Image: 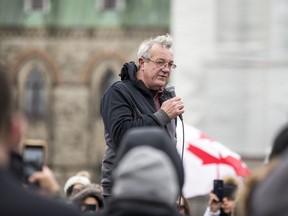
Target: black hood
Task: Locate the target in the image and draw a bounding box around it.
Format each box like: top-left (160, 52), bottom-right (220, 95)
top-left (119, 61), bottom-right (138, 81)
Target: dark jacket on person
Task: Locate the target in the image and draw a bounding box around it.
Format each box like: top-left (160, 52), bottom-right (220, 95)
top-left (100, 61), bottom-right (177, 196)
top-left (0, 167), bottom-right (81, 216)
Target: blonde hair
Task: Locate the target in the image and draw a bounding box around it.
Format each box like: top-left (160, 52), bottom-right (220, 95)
top-left (237, 159), bottom-right (279, 216)
top-left (224, 175), bottom-right (240, 187)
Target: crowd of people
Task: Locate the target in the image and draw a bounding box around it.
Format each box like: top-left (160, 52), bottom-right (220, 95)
top-left (1, 33), bottom-right (288, 216)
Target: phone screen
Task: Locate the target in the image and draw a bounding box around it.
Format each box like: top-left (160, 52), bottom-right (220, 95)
top-left (213, 179), bottom-right (224, 202)
top-left (23, 145), bottom-right (44, 178)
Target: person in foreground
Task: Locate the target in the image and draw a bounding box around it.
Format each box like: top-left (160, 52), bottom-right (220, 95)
top-left (237, 122), bottom-right (288, 216)
top-left (97, 127), bottom-right (185, 216)
top-left (0, 66), bottom-right (81, 216)
top-left (100, 34), bottom-right (185, 200)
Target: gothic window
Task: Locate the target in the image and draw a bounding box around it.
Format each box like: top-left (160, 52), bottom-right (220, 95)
top-left (24, 0), bottom-right (51, 13)
top-left (98, 0), bottom-right (125, 11)
top-left (24, 68), bottom-right (46, 120)
top-left (100, 69), bottom-right (115, 96)
top-left (104, 0), bottom-right (116, 9)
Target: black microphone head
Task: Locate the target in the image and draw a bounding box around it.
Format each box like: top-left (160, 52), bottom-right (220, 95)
top-left (165, 83), bottom-right (176, 97)
top-left (165, 83), bottom-right (183, 121)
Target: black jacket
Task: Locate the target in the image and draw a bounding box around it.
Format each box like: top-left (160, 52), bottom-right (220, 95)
top-left (0, 168), bottom-right (81, 216)
top-left (100, 61), bottom-right (177, 196)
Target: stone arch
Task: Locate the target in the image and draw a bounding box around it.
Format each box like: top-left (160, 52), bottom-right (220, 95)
top-left (10, 49), bottom-right (58, 150)
top-left (80, 51), bottom-right (128, 166)
top-left (10, 49), bottom-right (60, 85)
top-left (80, 50), bottom-right (127, 85)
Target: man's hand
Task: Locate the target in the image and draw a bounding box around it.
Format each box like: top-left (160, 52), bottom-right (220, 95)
top-left (160, 96), bottom-right (184, 120)
top-left (208, 192), bottom-right (222, 213)
top-left (28, 165), bottom-right (60, 195)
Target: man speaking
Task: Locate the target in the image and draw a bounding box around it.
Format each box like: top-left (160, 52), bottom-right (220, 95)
top-left (100, 34), bottom-right (185, 202)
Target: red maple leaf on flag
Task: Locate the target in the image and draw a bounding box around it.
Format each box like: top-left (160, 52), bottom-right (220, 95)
top-left (187, 144), bottom-right (250, 177)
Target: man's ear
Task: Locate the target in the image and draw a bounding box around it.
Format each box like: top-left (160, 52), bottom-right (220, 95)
top-left (138, 57), bottom-right (145, 71)
top-left (4, 115), bottom-right (27, 154)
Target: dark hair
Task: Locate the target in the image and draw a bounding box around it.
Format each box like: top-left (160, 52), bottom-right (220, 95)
top-left (0, 65), bottom-right (12, 135)
top-left (269, 123), bottom-right (288, 162)
top-left (223, 183), bottom-right (237, 200)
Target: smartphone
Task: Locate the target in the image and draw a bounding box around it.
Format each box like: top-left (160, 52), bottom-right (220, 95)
top-left (22, 139), bottom-right (46, 180)
top-left (213, 179), bottom-right (224, 202)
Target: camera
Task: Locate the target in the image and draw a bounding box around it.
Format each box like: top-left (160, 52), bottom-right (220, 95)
top-left (22, 139), bottom-right (47, 181)
top-left (213, 179), bottom-right (224, 202)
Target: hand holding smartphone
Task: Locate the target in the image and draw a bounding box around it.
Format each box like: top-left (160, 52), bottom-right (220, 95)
top-left (22, 139), bottom-right (47, 181)
top-left (213, 179), bottom-right (224, 202)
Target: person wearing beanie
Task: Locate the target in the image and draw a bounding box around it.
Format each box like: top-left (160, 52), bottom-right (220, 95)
top-left (64, 171), bottom-right (91, 198)
top-left (70, 183), bottom-right (104, 214)
top-left (98, 127), bottom-right (184, 216)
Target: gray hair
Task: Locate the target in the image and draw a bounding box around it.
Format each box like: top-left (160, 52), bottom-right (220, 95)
top-left (137, 34), bottom-right (174, 59)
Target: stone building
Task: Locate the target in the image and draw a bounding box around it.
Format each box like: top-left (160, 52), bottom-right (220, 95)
top-left (0, 0), bottom-right (170, 186)
top-left (172, 0), bottom-right (288, 162)
top-left (172, 0), bottom-right (288, 215)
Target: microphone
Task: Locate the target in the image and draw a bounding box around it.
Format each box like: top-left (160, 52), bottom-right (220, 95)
top-left (165, 83), bottom-right (183, 121)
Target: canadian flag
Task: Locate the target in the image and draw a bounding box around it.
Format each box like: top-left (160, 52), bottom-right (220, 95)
top-left (176, 122), bottom-right (250, 198)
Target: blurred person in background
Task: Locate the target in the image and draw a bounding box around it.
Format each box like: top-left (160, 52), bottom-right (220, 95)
top-left (70, 183), bottom-right (104, 215)
top-left (64, 170), bottom-right (92, 199)
top-left (0, 65), bottom-right (81, 216)
top-left (100, 34), bottom-right (185, 201)
top-left (238, 122), bottom-right (288, 216)
top-left (203, 176), bottom-right (239, 216)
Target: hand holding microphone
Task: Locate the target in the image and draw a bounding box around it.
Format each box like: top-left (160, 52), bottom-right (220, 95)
top-left (161, 83), bottom-right (184, 121)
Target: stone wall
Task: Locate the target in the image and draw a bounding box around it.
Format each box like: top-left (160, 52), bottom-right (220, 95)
top-left (0, 27), bottom-right (168, 188)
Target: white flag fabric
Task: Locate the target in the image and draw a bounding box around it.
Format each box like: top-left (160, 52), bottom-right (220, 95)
top-left (176, 122), bottom-right (250, 198)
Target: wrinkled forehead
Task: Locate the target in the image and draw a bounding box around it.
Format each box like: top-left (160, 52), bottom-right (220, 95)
top-left (149, 43), bottom-right (173, 58)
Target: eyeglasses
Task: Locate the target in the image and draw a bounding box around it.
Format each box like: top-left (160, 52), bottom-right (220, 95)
top-left (142, 57), bottom-right (177, 71)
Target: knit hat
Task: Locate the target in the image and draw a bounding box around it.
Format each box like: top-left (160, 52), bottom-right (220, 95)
top-left (64, 175), bottom-right (91, 196)
top-left (111, 127), bottom-right (184, 206)
top-left (112, 146), bottom-right (179, 206)
top-left (113, 127), bottom-right (184, 190)
top-left (70, 183), bottom-right (104, 208)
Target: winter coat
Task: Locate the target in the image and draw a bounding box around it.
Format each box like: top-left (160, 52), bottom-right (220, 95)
top-left (0, 168), bottom-right (81, 216)
top-left (100, 61), bottom-right (177, 196)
